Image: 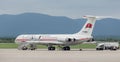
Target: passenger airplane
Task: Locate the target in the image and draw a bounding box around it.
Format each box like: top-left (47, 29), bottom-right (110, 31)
top-left (15, 16), bottom-right (97, 50)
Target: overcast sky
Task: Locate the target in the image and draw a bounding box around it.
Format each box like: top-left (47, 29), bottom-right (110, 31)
top-left (0, 0), bottom-right (120, 19)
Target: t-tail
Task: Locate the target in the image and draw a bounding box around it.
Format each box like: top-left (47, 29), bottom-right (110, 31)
top-left (76, 15), bottom-right (97, 36)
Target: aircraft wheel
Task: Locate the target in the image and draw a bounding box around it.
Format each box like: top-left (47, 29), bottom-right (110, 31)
top-left (62, 47), bottom-right (66, 50)
top-left (48, 47), bottom-right (55, 50)
top-left (63, 46), bottom-right (70, 51)
top-left (66, 46), bottom-right (70, 50)
top-left (51, 47), bottom-right (55, 50)
top-left (22, 46), bottom-right (28, 50)
top-left (79, 49), bottom-right (82, 51)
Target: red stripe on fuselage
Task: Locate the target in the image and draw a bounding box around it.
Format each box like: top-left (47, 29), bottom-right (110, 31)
top-left (80, 38), bottom-right (90, 40)
top-left (40, 39), bottom-right (57, 41)
top-left (16, 38), bottom-right (57, 42)
top-left (16, 39), bottom-right (29, 42)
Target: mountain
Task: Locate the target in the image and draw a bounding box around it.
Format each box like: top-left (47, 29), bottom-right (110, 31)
top-left (0, 13), bottom-right (120, 37)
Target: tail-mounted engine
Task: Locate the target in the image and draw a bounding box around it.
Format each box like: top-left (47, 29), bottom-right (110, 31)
top-left (57, 38), bottom-right (76, 42)
top-left (66, 38), bottom-right (76, 42)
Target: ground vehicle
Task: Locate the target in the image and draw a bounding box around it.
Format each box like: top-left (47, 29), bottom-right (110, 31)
top-left (96, 42), bottom-right (119, 50)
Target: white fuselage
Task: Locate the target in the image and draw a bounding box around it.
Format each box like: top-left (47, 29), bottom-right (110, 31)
top-left (15, 34), bottom-right (92, 46)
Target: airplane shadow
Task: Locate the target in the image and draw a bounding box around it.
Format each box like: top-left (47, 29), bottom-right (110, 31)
top-left (35, 49), bottom-right (97, 51)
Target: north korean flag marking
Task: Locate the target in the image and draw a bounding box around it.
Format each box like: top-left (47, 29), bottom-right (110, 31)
top-left (86, 23), bottom-right (92, 28)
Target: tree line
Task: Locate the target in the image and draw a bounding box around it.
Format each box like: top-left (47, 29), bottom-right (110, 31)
top-left (0, 38), bottom-right (15, 43)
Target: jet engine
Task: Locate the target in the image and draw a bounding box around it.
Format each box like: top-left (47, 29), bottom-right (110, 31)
top-left (57, 38), bottom-right (76, 42)
top-left (66, 38), bottom-right (76, 42)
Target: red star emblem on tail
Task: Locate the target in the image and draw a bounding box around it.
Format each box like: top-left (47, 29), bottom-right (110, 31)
top-left (86, 23), bottom-right (92, 28)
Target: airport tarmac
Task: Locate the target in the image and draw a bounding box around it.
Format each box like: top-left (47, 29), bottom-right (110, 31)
top-left (0, 49), bottom-right (120, 62)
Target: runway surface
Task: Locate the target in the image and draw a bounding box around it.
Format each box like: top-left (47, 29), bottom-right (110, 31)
top-left (0, 49), bottom-right (120, 62)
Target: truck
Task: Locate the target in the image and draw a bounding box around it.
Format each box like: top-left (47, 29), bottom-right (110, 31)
top-left (96, 42), bottom-right (119, 50)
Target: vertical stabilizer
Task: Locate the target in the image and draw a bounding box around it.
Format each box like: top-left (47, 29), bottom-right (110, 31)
top-left (76, 15), bottom-right (97, 36)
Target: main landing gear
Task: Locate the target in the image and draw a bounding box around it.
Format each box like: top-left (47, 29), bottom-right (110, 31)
top-left (47, 46), bottom-right (70, 51)
top-left (62, 46), bottom-right (70, 51)
top-left (48, 46), bottom-right (55, 50)
top-left (22, 46), bottom-right (28, 50)
top-left (18, 44), bottom-right (37, 50)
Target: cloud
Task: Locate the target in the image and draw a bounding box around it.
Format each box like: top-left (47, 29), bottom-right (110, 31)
top-left (0, 0), bottom-right (120, 18)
